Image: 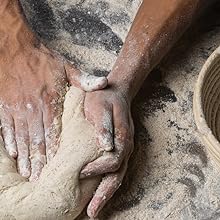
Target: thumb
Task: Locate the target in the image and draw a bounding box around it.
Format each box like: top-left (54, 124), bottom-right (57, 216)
top-left (65, 62), bottom-right (108, 92)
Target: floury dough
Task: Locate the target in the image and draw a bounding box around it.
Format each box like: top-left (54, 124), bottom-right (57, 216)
top-left (0, 87), bottom-right (102, 220)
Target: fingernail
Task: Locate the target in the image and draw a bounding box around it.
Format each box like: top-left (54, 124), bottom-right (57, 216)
top-left (98, 136), bottom-right (114, 152)
top-left (80, 169), bottom-right (92, 179)
top-left (96, 77), bottom-right (108, 88)
top-left (104, 145), bottom-right (113, 152)
top-left (20, 169), bottom-right (31, 179)
top-left (9, 149), bottom-right (17, 159)
top-left (87, 205), bottom-right (97, 218)
top-left (79, 173), bottom-right (87, 179)
top-left (102, 143), bottom-right (114, 152)
top-left (18, 159), bottom-right (31, 178)
top-left (87, 197), bottom-right (104, 218)
top-left (29, 175), bottom-right (39, 182)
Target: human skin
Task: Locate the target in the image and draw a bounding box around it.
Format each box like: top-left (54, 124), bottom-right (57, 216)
top-left (81, 0), bottom-right (217, 218)
top-left (0, 0), bottom-right (107, 181)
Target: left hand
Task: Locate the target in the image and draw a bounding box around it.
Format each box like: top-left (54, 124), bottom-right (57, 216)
top-left (81, 87), bottom-right (134, 218)
top-left (0, 42), bottom-right (108, 181)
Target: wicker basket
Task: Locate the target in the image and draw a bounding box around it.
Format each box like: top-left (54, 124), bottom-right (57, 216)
top-left (194, 46), bottom-right (220, 165)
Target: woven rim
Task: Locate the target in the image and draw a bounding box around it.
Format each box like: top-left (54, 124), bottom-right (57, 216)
top-left (193, 46), bottom-right (220, 164)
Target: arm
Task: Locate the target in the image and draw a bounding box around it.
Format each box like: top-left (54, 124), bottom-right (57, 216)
top-left (82, 0), bottom-right (217, 217)
top-left (109, 0), bottom-right (215, 100)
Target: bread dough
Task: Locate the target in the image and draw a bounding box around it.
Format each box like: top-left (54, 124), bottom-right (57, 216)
top-left (0, 87), bottom-right (101, 220)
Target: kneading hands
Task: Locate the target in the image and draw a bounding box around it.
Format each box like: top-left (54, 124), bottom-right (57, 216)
top-left (0, 1), bottom-right (134, 218)
top-left (0, 42), bottom-right (133, 217)
top-left (0, 35), bottom-right (127, 217)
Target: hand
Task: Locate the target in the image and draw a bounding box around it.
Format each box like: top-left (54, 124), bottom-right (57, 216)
top-left (0, 43), bottom-right (107, 181)
top-left (81, 87), bottom-right (134, 218)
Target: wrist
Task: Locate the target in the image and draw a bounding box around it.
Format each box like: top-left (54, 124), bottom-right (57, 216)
top-left (107, 38), bottom-right (151, 101)
top-left (108, 72), bottom-right (136, 103)
top-left (108, 59), bottom-right (148, 102)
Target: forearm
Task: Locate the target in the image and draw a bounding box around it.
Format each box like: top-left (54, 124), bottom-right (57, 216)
top-left (0, 0), bottom-right (36, 57)
top-left (108, 0), bottom-right (216, 100)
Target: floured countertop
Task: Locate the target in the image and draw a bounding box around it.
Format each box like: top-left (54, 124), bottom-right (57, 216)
top-left (21, 1), bottom-right (220, 219)
top-left (20, 0), bottom-right (142, 75)
top-left (95, 3), bottom-right (220, 219)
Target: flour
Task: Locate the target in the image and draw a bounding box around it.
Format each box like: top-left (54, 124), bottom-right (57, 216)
top-left (20, 0), bottom-right (143, 75)
top-left (78, 71), bottom-right (108, 92)
top-left (97, 109), bottom-right (114, 151)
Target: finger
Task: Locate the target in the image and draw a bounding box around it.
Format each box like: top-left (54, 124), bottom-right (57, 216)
top-left (85, 100), bottom-right (114, 152)
top-left (14, 116), bottom-right (31, 178)
top-left (87, 161), bottom-right (128, 218)
top-left (42, 93), bottom-right (62, 162)
top-left (27, 108), bottom-right (46, 182)
top-left (80, 151), bottom-right (124, 179)
top-left (65, 63), bottom-right (108, 92)
top-left (1, 112), bottom-right (17, 158)
top-left (113, 101), bottom-right (134, 160)
top-left (96, 107), bottom-right (114, 152)
top-left (77, 71), bottom-right (108, 92)
top-left (81, 105), bottom-right (133, 178)
top-left (113, 101), bottom-right (133, 145)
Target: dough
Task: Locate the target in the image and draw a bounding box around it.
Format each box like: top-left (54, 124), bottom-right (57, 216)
top-left (0, 87), bottom-right (101, 220)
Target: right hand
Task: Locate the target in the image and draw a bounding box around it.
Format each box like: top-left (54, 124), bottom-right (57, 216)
top-left (81, 87), bottom-right (134, 218)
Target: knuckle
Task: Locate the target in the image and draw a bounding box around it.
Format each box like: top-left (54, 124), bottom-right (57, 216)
top-left (115, 126), bottom-right (132, 141)
top-left (98, 127), bottom-right (108, 135)
top-left (31, 132), bottom-right (45, 146)
top-left (110, 157), bottom-right (122, 171)
top-left (110, 176), bottom-right (122, 188)
top-left (111, 162), bottom-right (121, 171)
